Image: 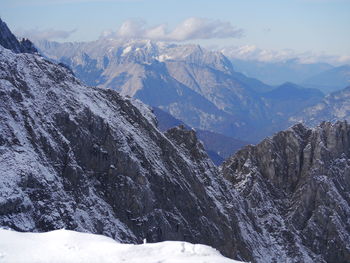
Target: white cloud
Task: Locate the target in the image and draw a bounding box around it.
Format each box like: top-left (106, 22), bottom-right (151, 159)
top-left (105, 17), bottom-right (243, 42)
top-left (221, 45), bottom-right (297, 62)
top-left (220, 45), bottom-right (350, 65)
top-left (15, 28), bottom-right (76, 41)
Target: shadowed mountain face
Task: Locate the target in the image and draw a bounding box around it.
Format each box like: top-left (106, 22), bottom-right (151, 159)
top-left (0, 19), bottom-right (37, 54)
top-left (35, 39), bottom-right (324, 142)
top-left (1, 20), bottom-right (350, 263)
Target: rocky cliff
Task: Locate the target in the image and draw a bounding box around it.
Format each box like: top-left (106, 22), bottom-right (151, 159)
top-left (0, 42), bottom-right (252, 259)
top-left (0, 18), bottom-right (37, 54)
top-left (222, 121), bottom-right (350, 262)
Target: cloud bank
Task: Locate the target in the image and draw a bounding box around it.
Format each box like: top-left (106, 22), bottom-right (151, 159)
top-left (106, 17), bottom-right (243, 41)
top-left (221, 45), bottom-right (350, 65)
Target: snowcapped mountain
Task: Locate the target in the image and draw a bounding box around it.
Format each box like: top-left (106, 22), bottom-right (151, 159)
top-left (290, 86), bottom-right (350, 126)
top-left (1, 19), bottom-right (350, 262)
top-left (35, 38), bottom-right (323, 142)
top-left (0, 20), bottom-right (259, 261)
top-left (0, 229), bottom-right (243, 263)
top-left (35, 39), bottom-right (257, 139)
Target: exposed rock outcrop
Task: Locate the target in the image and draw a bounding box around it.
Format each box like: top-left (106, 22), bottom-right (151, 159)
top-left (0, 19), bottom-right (37, 54)
top-left (222, 121), bottom-right (350, 263)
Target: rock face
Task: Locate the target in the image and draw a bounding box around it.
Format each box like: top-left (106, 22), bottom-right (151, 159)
top-left (0, 19), bottom-right (37, 54)
top-left (290, 86), bottom-right (350, 127)
top-left (0, 44), bottom-right (249, 259)
top-left (221, 121), bottom-right (350, 263)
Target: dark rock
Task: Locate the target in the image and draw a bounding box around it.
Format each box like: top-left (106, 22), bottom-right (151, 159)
top-left (0, 18), bottom-right (37, 54)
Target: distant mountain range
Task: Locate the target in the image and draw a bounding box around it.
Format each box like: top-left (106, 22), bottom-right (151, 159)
top-left (221, 55), bottom-right (350, 94)
top-left (35, 39), bottom-right (324, 142)
top-left (302, 64), bottom-right (350, 94)
top-left (227, 58), bottom-right (333, 86)
top-left (290, 85), bottom-right (350, 126)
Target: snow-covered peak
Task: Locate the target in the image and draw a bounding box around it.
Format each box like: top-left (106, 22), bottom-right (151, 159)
top-left (34, 38), bottom-right (232, 72)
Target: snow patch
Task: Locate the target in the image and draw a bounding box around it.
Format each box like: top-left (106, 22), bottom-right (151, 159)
top-left (122, 46), bottom-right (132, 56)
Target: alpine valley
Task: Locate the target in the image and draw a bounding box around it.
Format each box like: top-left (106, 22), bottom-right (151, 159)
top-left (1, 18), bottom-right (350, 263)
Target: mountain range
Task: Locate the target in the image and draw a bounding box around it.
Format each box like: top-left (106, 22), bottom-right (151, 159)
top-left (302, 64), bottom-right (350, 94)
top-left (225, 57), bottom-right (334, 86)
top-left (35, 38), bottom-right (326, 144)
top-left (221, 51), bottom-right (350, 94)
top-left (1, 18), bottom-right (350, 262)
top-left (290, 85), bottom-right (350, 126)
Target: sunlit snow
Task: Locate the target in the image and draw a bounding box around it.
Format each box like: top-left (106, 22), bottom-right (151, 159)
top-left (0, 229), bottom-right (244, 263)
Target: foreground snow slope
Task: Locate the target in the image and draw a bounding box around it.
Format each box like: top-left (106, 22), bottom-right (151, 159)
top-left (0, 229), bottom-right (243, 263)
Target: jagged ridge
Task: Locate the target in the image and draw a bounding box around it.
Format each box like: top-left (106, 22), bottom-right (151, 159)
top-left (222, 121), bottom-right (350, 263)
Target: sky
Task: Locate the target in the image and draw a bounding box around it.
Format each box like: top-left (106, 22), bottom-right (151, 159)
top-left (1, 0), bottom-right (350, 64)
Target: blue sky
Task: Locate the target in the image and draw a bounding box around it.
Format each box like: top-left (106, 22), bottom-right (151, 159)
top-left (1, 0), bottom-right (350, 63)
